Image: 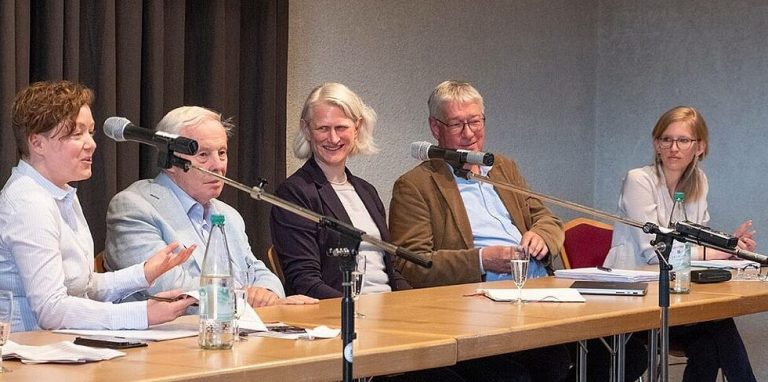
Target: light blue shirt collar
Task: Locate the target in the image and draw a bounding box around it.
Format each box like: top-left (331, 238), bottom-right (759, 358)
top-left (155, 172), bottom-right (211, 224)
top-left (15, 159), bottom-right (76, 201)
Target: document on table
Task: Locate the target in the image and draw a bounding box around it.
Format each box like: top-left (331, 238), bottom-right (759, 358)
top-left (691, 259), bottom-right (759, 269)
top-left (479, 288), bottom-right (586, 303)
top-left (554, 267), bottom-right (658, 282)
top-left (54, 289), bottom-right (268, 339)
top-left (54, 321), bottom-right (199, 341)
top-left (2, 340), bottom-right (125, 364)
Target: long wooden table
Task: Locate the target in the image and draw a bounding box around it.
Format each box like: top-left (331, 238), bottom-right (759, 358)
top-left (5, 277), bottom-right (767, 381)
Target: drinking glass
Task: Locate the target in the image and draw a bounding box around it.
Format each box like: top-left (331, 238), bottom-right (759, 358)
top-left (0, 290), bottom-right (13, 373)
top-left (233, 267), bottom-right (254, 340)
top-left (735, 263), bottom-right (760, 280)
top-left (351, 254), bottom-right (367, 318)
top-left (509, 246), bottom-right (530, 304)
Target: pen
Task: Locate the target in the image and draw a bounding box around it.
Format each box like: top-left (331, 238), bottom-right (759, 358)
top-left (598, 266), bottom-right (612, 272)
top-left (147, 295), bottom-right (186, 302)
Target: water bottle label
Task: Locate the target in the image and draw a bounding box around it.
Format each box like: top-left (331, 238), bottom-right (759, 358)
top-left (199, 284), bottom-right (234, 320)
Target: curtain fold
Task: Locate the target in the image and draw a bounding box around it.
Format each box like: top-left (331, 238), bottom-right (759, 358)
top-left (0, 0), bottom-right (287, 260)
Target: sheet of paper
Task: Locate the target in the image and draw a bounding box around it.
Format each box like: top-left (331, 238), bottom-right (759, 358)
top-left (54, 321), bottom-right (198, 341)
top-left (691, 259), bottom-right (759, 269)
top-left (554, 267), bottom-right (658, 282)
top-left (2, 340), bottom-right (125, 364)
top-left (184, 289), bottom-right (268, 332)
top-left (479, 288), bottom-right (586, 303)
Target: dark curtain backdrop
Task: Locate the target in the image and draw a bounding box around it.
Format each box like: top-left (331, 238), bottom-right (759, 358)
top-left (0, 0), bottom-right (288, 260)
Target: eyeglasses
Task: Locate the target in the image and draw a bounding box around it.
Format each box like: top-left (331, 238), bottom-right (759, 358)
top-left (657, 136), bottom-right (699, 150)
top-left (434, 116), bottom-right (485, 135)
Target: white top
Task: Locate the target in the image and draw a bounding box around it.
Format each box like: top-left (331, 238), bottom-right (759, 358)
top-left (0, 160), bottom-right (149, 332)
top-left (331, 183), bottom-right (391, 294)
top-left (604, 165), bottom-right (709, 269)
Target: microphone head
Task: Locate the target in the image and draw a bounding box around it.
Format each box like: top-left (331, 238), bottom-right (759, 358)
top-left (410, 141), bottom-right (432, 161)
top-left (103, 117), bottom-right (132, 141)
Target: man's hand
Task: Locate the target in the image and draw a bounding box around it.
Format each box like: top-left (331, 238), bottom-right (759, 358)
top-left (520, 231), bottom-right (549, 260)
top-left (277, 295), bottom-right (319, 305)
top-left (481, 246), bottom-right (517, 274)
top-left (245, 287), bottom-right (281, 307)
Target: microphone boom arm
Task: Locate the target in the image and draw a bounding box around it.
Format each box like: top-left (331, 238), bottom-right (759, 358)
top-left (460, 170), bottom-right (767, 264)
top-left (191, 165), bottom-right (432, 268)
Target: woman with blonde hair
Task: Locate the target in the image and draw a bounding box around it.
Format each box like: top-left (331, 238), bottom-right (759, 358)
top-left (270, 83), bottom-right (410, 299)
top-left (605, 106), bottom-right (756, 382)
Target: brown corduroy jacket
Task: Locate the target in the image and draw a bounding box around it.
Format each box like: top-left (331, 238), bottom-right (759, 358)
top-left (389, 155), bottom-right (564, 288)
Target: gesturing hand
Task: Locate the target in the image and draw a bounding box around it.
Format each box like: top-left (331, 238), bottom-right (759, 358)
top-left (143, 243), bottom-right (196, 284)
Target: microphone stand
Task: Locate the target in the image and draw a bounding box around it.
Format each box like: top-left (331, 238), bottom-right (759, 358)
top-left (451, 165), bottom-right (766, 382)
top-left (188, 165), bottom-right (432, 382)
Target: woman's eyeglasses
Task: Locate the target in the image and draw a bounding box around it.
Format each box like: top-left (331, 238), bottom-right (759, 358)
top-left (657, 136), bottom-right (699, 150)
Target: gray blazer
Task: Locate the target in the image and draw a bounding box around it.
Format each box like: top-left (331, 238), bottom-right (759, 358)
top-left (104, 173), bottom-right (284, 299)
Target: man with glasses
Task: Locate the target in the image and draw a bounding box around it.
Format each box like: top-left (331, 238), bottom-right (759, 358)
top-left (390, 80), bottom-right (562, 289)
top-left (388, 80), bottom-right (571, 381)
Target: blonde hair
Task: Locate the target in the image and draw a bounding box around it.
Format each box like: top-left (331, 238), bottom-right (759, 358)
top-left (651, 106), bottom-right (709, 201)
top-left (293, 83), bottom-right (378, 159)
top-left (427, 80), bottom-right (485, 120)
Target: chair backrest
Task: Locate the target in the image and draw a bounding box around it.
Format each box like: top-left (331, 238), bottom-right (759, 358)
top-left (94, 251), bottom-right (106, 273)
top-left (561, 218), bottom-right (614, 269)
top-left (266, 246), bottom-right (285, 284)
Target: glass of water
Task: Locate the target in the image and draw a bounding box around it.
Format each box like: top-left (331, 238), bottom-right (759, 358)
top-left (351, 254), bottom-right (367, 318)
top-left (233, 267), bottom-right (254, 340)
top-left (0, 290), bottom-right (13, 373)
top-left (509, 246), bottom-right (530, 304)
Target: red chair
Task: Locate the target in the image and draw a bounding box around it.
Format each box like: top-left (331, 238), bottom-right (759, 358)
top-left (561, 218), bottom-right (613, 269)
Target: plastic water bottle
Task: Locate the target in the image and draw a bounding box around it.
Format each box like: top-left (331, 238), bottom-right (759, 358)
top-left (198, 214), bottom-right (235, 349)
top-left (668, 192), bottom-right (691, 294)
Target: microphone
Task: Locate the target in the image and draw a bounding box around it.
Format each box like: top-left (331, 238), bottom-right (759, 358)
top-left (733, 248), bottom-right (768, 264)
top-left (103, 117), bottom-right (198, 155)
top-left (410, 141), bottom-right (494, 166)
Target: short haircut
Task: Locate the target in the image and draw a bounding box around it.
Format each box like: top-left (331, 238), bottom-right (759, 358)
top-left (427, 80), bottom-right (485, 120)
top-left (12, 80), bottom-right (94, 158)
top-left (156, 106), bottom-right (234, 137)
top-left (293, 83), bottom-right (378, 159)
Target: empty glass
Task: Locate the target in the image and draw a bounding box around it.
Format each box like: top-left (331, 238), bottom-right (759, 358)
top-left (0, 290), bottom-right (13, 373)
top-left (351, 254), bottom-right (367, 318)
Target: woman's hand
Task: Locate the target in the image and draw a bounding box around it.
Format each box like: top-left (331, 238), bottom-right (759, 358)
top-left (143, 243), bottom-right (196, 284)
top-left (733, 220), bottom-right (757, 251)
top-left (146, 289), bottom-right (196, 325)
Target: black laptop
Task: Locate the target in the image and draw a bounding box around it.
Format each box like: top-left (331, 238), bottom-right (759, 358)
top-left (570, 281), bottom-right (648, 296)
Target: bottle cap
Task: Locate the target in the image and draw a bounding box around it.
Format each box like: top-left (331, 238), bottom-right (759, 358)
top-left (673, 191), bottom-right (685, 202)
top-left (211, 214), bottom-right (225, 225)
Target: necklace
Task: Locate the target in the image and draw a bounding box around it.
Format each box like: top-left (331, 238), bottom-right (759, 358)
top-left (328, 175), bottom-right (349, 186)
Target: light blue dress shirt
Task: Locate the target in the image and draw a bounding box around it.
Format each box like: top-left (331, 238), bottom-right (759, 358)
top-left (0, 160), bottom-right (149, 332)
top-left (451, 164), bottom-right (548, 280)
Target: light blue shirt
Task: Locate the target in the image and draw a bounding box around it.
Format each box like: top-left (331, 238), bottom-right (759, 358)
top-left (0, 160), bottom-right (149, 332)
top-left (156, 172), bottom-right (212, 242)
top-left (451, 164), bottom-right (548, 280)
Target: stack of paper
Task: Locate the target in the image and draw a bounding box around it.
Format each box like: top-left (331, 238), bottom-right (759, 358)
top-left (479, 288), bottom-right (586, 303)
top-left (691, 259), bottom-right (759, 269)
top-left (54, 321), bottom-right (198, 341)
top-left (2, 340), bottom-right (125, 364)
top-left (554, 267), bottom-right (658, 282)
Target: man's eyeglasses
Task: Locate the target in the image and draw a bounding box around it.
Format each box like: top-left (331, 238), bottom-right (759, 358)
top-left (657, 136), bottom-right (699, 150)
top-left (434, 116), bottom-right (485, 135)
